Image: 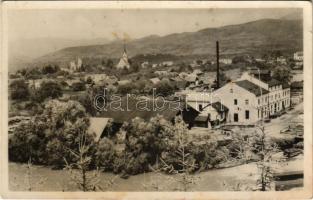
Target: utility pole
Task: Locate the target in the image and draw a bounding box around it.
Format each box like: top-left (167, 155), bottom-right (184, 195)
top-left (216, 41), bottom-right (220, 89)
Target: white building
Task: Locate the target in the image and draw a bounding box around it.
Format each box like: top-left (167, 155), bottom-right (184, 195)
top-left (162, 61), bottom-right (174, 66)
top-left (69, 57), bottom-right (83, 72)
top-left (213, 80), bottom-right (270, 124)
top-left (294, 51), bottom-right (303, 61)
top-left (238, 72), bottom-right (290, 115)
top-left (220, 58), bottom-right (232, 65)
top-left (186, 92), bottom-right (228, 128)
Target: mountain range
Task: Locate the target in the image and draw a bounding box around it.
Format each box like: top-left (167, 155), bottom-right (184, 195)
top-left (11, 18), bottom-right (303, 71)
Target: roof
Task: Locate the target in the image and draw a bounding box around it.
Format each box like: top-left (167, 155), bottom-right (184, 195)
top-left (291, 81), bottom-right (303, 89)
top-left (88, 117), bottom-right (111, 141)
top-left (211, 102), bottom-right (229, 112)
top-left (194, 115), bottom-right (209, 122)
top-left (265, 79), bottom-right (282, 87)
top-left (118, 80), bottom-right (131, 85)
top-left (185, 75), bottom-right (198, 82)
top-left (235, 80), bottom-right (269, 96)
top-left (249, 69), bottom-right (271, 75)
top-left (150, 77), bottom-right (161, 84)
top-left (99, 97), bottom-right (184, 123)
top-left (282, 82), bottom-right (290, 89)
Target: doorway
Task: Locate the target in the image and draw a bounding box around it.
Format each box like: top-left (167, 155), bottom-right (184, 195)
top-left (234, 113), bottom-right (239, 122)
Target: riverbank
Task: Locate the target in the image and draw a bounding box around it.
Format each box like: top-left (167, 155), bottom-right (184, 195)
top-left (9, 154), bottom-right (302, 191)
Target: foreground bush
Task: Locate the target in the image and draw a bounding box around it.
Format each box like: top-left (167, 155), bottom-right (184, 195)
top-left (9, 100), bottom-right (95, 168)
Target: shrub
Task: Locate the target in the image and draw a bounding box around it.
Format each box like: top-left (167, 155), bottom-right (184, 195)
top-left (33, 81), bottom-right (63, 102)
top-left (72, 81), bottom-right (86, 91)
top-left (9, 79), bottom-right (30, 100)
top-left (94, 138), bottom-right (116, 171)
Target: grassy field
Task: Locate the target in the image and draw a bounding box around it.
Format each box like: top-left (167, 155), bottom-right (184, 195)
top-left (9, 161), bottom-right (259, 191)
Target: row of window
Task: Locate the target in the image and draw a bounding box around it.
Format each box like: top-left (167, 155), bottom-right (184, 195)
top-left (234, 99), bottom-right (250, 105)
top-left (233, 110), bottom-right (250, 122)
top-left (269, 85), bottom-right (282, 91)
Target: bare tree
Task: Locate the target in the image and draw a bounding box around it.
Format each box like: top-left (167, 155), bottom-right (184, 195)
top-left (254, 126), bottom-right (282, 191)
top-left (63, 130), bottom-right (102, 192)
top-left (24, 158), bottom-right (47, 191)
top-left (160, 116), bottom-right (198, 191)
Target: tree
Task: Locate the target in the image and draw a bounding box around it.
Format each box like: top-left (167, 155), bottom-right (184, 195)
top-left (9, 79), bottom-right (30, 100)
top-left (106, 59), bottom-right (114, 69)
top-left (155, 81), bottom-right (176, 96)
top-left (34, 81), bottom-right (62, 102)
top-left (119, 115), bottom-right (174, 175)
top-left (272, 66), bottom-right (292, 84)
top-left (42, 64), bottom-right (59, 74)
top-left (160, 116), bottom-right (198, 191)
top-left (252, 126), bottom-right (282, 191)
top-left (63, 129), bottom-right (101, 192)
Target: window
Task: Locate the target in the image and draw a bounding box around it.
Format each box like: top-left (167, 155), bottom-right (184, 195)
top-left (258, 99), bottom-right (260, 105)
top-left (230, 88), bottom-right (233, 93)
top-left (198, 104), bottom-right (203, 111)
top-left (245, 99), bottom-right (249, 105)
top-left (245, 110), bottom-right (250, 119)
top-left (234, 99), bottom-right (238, 105)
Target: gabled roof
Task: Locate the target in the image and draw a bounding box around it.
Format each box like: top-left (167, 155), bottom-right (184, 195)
top-left (235, 80), bottom-right (269, 96)
top-left (185, 75), bottom-right (198, 82)
top-left (88, 117), bottom-right (111, 141)
top-left (150, 77), bottom-right (161, 84)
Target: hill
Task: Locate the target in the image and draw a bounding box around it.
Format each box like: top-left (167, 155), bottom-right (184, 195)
top-left (30, 19), bottom-right (303, 66)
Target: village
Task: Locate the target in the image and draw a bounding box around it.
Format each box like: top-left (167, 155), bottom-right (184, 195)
top-left (8, 38), bottom-right (304, 191)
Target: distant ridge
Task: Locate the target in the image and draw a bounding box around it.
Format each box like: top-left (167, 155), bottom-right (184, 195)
top-left (28, 18), bottom-right (303, 67)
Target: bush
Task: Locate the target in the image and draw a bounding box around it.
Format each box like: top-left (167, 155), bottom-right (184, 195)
top-left (9, 79), bottom-right (30, 100)
top-left (33, 81), bottom-right (63, 102)
top-left (8, 100), bottom-right (95, 168)
top-left (94, 138), bottom-right (116, 171)
top-left (72, 81), bottom-right (86, 91)
top-left (272, 137), bottom-right (295, 150)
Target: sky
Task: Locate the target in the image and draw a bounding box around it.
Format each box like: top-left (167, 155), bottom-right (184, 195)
top-left (8, 8), bottom-right (301, 42)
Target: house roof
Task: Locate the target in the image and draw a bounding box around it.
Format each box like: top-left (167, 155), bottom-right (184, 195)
top-left (211, 102), bottom-right (229, 112)
top-left (118, 80), bottom-right (131, 85)
top-left (88, 117), bottom-right (111, 141)
top-left (282, 82), bottom-right (290, 89)
top-left (194, 115), bottom-right (209, 122)
top-left (249, 69), bottom-right (271, 75)
top-left (235, 80), bottom-right (269, 96)
top-left (185, 75), bottom-right (198, 82)
top-left (291, 81), bottom-right (303, 89)
top-left (99, 97), bottom-right (184, 123)
top-left (265, 79), bottom-right (282, 87)
top-left (150, 77), bottom-right (161, 84)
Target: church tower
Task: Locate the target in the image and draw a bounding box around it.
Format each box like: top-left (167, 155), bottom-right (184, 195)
top-left (116, 42), bottom-right (130, 69)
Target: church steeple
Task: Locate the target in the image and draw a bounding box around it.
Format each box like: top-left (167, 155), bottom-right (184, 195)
top-left (116, 41), bottom-right (130, 69)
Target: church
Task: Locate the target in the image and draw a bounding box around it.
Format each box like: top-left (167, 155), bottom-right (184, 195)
top-left (116, 45), bottom-right (131, 69)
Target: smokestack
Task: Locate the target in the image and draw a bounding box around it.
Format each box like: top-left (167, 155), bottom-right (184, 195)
top-left (216, 41), bottom-right (220, 89)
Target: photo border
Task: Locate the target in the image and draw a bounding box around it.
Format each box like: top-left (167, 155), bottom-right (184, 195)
top-left (0, 1), bottom-right (312, 199)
